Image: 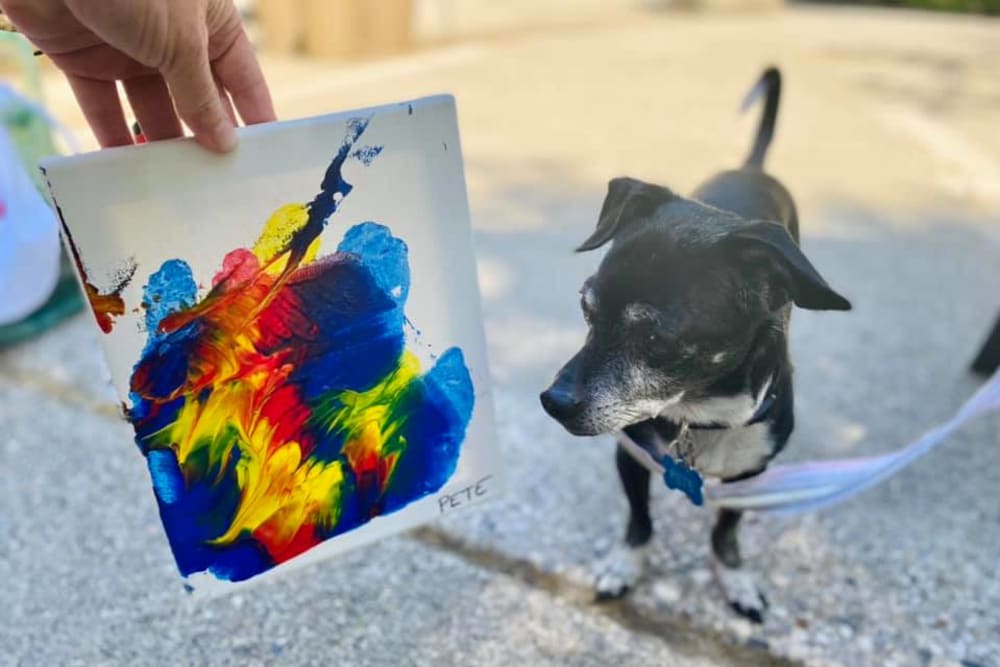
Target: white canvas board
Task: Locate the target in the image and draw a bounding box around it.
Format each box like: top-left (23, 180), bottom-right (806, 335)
top-left (42, 95), bottom-right (502, 593)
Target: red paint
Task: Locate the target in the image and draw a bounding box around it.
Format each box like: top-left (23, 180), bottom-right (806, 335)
top-left (253, 520), bottom-right (321, 564)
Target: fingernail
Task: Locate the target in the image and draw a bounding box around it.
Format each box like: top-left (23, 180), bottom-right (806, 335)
top-left (199, 121), bottom-right (237, 153)
top-left (214, 122), bottom-right (238, 152)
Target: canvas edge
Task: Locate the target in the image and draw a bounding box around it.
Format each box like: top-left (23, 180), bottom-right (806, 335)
top-left (38, 94), bottom-right (457, 174)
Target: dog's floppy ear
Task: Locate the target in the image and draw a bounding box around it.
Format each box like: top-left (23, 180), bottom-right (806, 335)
top-left (577, 177), bottom-right (672, 252)
top-left (723, 221), bottom-right (851, 311)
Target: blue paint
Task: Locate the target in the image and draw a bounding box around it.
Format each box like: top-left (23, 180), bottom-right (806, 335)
top-left (292, 116), bottom-right (382, 264)
top-left (338, 222), bottom-right (410, 304)
top-left (351, 145), bottom-right (384, 166)
top-left (141, 259), bottom-right (197, 340)
top-left (381, 348), bottom-right (474, 513)
top-left (129, 393), bottom-right (185, 449)
top-left (148, 449), bottom-right (184, 504)
top-left (146, 444), bottom-right (272, 580)
top-left (129, 259), bottom-right (202, 401)
top-left (132, 323), bottom-right (203, 400)
top-left (281, 254), bottom-right (405, 397)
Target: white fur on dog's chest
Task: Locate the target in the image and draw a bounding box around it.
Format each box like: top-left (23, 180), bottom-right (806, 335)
top-left (653, 391), bottom-right (777, 480)
top-left (671, 424), bottom-right (774, 480)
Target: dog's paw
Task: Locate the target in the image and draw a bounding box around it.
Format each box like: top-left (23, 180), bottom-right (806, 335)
top-left (594, 543), bottom-right (646, 601)
top-left (711, 556), bottom-right (769, 624)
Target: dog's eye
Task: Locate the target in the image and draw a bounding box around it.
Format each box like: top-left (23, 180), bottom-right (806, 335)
top-left (580, 295), bottom-right (593, 324)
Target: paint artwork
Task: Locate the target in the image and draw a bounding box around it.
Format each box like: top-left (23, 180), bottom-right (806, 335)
top-left (42, 97), bottom-right (500, 590)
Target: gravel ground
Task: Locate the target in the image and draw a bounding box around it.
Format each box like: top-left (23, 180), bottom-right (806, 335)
top-left (3, 6), bottom-right (1000, 666)
top-left (0, 387), bottom-right (728, 667)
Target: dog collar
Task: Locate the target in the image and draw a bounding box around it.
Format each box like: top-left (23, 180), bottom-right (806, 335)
top-left (619, 423), bottom-right (706, 506)
top-left (682, 374), bottom-right (778, 431)
top-left (746, 388), bottom-right (778, 425)
top-left (690, 389), bottom-right (777, 431)
top-left (622, 376), bottom-right (778, 506)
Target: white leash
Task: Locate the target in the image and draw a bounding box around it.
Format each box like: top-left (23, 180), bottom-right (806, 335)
top-left (622, 368), bottom-right (1000, 516)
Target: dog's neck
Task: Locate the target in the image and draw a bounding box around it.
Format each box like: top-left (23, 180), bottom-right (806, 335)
top-left (658, 318), bottom-right (786, 428)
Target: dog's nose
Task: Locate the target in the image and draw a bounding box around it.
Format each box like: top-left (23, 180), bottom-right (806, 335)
top-left (540, 387), bottom-right (583, 422)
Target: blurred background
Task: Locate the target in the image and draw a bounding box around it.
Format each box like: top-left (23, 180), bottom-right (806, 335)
top-left (1, 1), bottom-right (999, 666)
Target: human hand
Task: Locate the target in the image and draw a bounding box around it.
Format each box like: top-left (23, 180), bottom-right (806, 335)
top-left (0, 0), bottom-right (275, 152)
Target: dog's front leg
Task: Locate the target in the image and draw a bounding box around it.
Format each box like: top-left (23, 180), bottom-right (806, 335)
top-left (595, 443), bottom-right (652, 600)
top-left (711, 508), bottom-right (769, 623)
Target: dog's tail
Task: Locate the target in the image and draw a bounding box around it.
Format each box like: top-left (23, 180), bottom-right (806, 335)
top-left (741, 67), bottom-right (781, 168)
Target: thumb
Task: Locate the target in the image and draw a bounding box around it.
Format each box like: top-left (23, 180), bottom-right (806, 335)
top-left (163, 44), bottom-right (237, 153)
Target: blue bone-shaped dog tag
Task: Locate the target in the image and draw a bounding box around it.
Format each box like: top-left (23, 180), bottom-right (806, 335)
top-left (661, 455), bottom-right (704, 506)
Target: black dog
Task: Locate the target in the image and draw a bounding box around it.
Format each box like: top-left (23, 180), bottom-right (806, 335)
top-left (540, 68), bottom-right (851, 622)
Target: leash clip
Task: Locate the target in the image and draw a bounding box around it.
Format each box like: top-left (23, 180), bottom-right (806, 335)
top-left (660, 420), bottom-right (704, 506)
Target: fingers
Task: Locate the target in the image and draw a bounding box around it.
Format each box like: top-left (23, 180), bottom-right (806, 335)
top-left (122, 74), bottom-right (183, 142)
top-left (212, 28), bottom-right (276, 126)
top-left (65, 74), bottom-right (133, 148)
top-left (54, 0), bottom-right (272, 153)
top-left (213, 72), bottom-right (238, 126)
top-left (162, 43), bottom-right (237, 153)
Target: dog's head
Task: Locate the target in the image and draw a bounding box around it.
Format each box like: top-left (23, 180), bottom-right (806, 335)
top-left (540, 177), bottom-right (850, 436)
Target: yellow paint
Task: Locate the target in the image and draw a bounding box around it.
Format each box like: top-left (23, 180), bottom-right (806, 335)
top-left (153, 345), bottom-right (425, 548)
top-left (252, 203), bottom-right (321, 275)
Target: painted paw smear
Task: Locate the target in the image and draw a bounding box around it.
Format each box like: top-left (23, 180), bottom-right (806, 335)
top-left (127, 119), bottom-right (475, 582)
